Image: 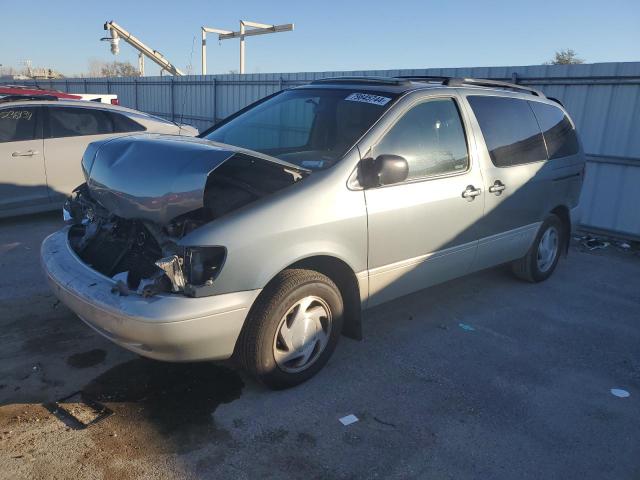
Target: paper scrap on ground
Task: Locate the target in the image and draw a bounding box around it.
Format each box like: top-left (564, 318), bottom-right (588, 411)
top-left (610, 388), bottom-right (630, 398)
top-left (339, 414), bottom-right (359, 426)
top-left (458, 323), bottom-right (475, 332)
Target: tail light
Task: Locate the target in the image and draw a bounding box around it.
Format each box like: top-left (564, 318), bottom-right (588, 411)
top-left (110, 98), bottom-right (119, 105)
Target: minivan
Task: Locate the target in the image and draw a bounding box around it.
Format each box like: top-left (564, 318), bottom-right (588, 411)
top-left (42, 76), bottom-right (585, 388)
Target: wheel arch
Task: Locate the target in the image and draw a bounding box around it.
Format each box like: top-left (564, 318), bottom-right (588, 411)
top-left (253, 255), bottom-right (363, 341)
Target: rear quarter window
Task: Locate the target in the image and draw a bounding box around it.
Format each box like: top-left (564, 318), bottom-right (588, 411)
top-left (529, 101), bottom-right (579, 159)
top-left (109, 112), bottom-right (146, 133)
top-left (467, 96), bottom-right (547, 167)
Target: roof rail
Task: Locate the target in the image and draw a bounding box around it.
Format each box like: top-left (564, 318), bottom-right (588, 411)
top-left (546, 96), bottom-right (565, 107)
top-left (394, 76), bottom-right (545, 98)
top-left (394, 75), bottom-right (451, 83)
top-left (310, 76), bottom-right (410, 86)
top-left (0, 94), bottom-right (60, 103)
top-left (447, 78), bottom-right (545, 97)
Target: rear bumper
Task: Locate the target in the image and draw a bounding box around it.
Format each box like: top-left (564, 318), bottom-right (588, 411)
top-left (41, 228), bottom-right (261, 361)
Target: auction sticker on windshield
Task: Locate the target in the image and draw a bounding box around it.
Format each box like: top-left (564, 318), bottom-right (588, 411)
top-left (345, 93), bottom-right (391, 106)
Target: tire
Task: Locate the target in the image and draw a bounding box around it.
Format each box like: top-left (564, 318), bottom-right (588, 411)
top-left (512, 214), bottom-right (564, 283)
top-left (237, 269), bottom-right (344, 389)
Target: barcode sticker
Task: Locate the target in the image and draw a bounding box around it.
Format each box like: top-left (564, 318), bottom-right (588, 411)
top-left (345, 93), bottom-right (391, 106)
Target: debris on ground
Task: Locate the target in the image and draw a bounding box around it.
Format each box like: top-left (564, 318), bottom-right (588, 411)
top-left (339, 414), bottom-right (359, 426)
top-left (610, 388), bottom-right (630, 398)
top-left (373, 416), bottom-right (397, 428)
top-left (582, 238), bottom-right (610, 250)
top-left (575, 232), bottom-right (638, 254)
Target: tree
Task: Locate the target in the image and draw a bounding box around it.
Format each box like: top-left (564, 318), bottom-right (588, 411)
top-left (100, 61), bottom-right (141, 77)
top-left (546, 49), bottom-right (584, 65)
top-left (87, 59), bottom-right (141, 78)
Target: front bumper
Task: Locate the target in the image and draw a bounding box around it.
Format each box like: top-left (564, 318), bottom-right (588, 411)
top-left (41, 228), bottom-right (261, 361)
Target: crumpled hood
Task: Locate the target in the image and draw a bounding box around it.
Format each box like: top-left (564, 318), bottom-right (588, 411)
top-left (82, 134), bottom-right (302, 225)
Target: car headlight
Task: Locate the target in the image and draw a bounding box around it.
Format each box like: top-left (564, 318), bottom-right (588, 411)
top-left (182, 246), bottom-right (226, 297)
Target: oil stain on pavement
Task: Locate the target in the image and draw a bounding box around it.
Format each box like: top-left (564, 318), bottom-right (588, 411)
top-left (82, 358), bottom-right (244, 452)
top-left (66, 349), bottom-right (107, 368)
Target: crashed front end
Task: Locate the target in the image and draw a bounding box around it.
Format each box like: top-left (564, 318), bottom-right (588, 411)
top-left (42, 134), bottom-right (306, 361)
top-left (64, 184), bottom-right (227, 299)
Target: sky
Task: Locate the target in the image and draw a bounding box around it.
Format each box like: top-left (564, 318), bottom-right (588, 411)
top-left (0, 0), bottom-right (638, 77)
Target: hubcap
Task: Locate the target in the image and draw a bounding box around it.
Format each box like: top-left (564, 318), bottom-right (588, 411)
top-left (273, 296), bottom-right (332, 373)
top-left (537, 226), bottom-right (559, 272)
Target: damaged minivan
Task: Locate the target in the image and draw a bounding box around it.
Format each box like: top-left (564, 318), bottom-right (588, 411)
top-left (42, 77), bottom-right (585, 388)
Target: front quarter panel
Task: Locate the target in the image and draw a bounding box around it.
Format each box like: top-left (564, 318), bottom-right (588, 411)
top-left (180, 149), bottom-right (368, 296)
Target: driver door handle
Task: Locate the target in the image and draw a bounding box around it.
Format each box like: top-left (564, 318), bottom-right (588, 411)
top-left (12, 149), bottom-right (39, 157)
top-left (462, 185), bottom-right (481, 201)
top-left (488, 180), bottom-right (506, 195)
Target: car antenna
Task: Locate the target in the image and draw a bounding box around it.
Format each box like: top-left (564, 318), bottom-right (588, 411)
top-left (178, 35), bottom-right (197, 133)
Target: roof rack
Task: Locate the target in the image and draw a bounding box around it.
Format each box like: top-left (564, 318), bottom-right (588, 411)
top-left (310, 76), bottom-right (410, 86)
top-left (396, 76), bottom-right (544, 97)
top-left (309, 75), bottom-right (545, 98)
top-left (0, 94), bottom-right (60, 103)
top-left (395, 75), bottom-right (451, 83)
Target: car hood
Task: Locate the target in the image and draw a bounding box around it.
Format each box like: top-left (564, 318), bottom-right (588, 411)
top-left (82, 134), bottom-right (305, 225)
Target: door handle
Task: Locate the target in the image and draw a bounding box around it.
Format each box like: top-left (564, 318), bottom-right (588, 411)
top-left (462, 185), bottom-right (481, 201)
top-left (488, 180), bottom-right (506, 195)
top-left (12, 150), bottom-right (39, 157)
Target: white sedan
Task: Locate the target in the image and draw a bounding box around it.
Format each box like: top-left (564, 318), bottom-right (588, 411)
top-left (0, 97), bottom-right (198, 218)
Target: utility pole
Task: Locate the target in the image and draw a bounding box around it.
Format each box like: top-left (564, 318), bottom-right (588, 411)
top-left (201, 20), bottom-right (294, 75)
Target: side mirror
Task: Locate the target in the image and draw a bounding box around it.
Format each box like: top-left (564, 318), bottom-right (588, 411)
top-left (360, 154), bottom-right (409, 188)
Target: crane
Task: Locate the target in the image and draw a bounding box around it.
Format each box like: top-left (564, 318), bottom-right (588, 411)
top-left (102, 21), bottom-right (185, 76)
top-left (201, 20), bottom-right (294, 75)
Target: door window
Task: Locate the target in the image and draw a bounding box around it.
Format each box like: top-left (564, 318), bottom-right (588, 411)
top-left (0, 107), bottom-right (39, 143)
top-left (374, 98), bottom-right (469, 180)
top-left (48, 107), bottom-right (114, 138)
top-left (467, 96), bottom-right (547, 167)
top-left (529, 101), bottom-right (579, 159)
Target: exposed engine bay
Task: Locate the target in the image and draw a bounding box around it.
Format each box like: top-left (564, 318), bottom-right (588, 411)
top-left (66, 152), bottom-right (306, 298)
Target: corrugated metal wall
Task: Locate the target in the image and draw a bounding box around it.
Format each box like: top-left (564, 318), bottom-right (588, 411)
top-left (17, 62), bottom-right (640, 239)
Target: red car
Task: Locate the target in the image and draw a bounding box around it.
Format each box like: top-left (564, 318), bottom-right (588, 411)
top-left (0, 84), bottom-right (81, 100)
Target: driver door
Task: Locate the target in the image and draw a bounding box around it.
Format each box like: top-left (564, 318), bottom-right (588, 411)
top-left (363, 96), bottom-right (485, 307)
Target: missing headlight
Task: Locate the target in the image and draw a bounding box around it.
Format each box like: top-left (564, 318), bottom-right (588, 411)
top-left (182, 246), bottom-right (226, 297)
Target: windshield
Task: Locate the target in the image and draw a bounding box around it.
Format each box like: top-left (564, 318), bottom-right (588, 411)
top-left (204, 88), bottom-right (397, 170)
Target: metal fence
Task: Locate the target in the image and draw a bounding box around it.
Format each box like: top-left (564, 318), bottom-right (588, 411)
top-left (16, 62), bottom-right (640, 239)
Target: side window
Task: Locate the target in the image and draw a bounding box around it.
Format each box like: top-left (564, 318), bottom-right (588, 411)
top-left (374, 98), bottom-right (469, 180)
top-left (0, 107), bottom-right (39, 143)
top-left (467, 96), bottom-right (547, 167)
top-left (48, 107), bottom-right (114, 138)
top-left (529, 101), bottom-right (579, 159)
top-left (109, 112), bottom-right (146, 133)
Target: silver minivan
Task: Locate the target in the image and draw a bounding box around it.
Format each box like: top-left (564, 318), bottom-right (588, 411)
top-left (42, 77), bottom-right (585, 388)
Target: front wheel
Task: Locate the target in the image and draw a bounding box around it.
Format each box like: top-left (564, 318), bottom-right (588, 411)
top-left (512, 214), bottom-right (564, 282)
top-left (236, 269), bottom-right (343, 389)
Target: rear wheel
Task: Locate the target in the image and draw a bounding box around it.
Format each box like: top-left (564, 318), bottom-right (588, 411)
top-left (512, 214), bottom-right (564, 282)
top-left (237, 269), bottom-right (343, 389)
